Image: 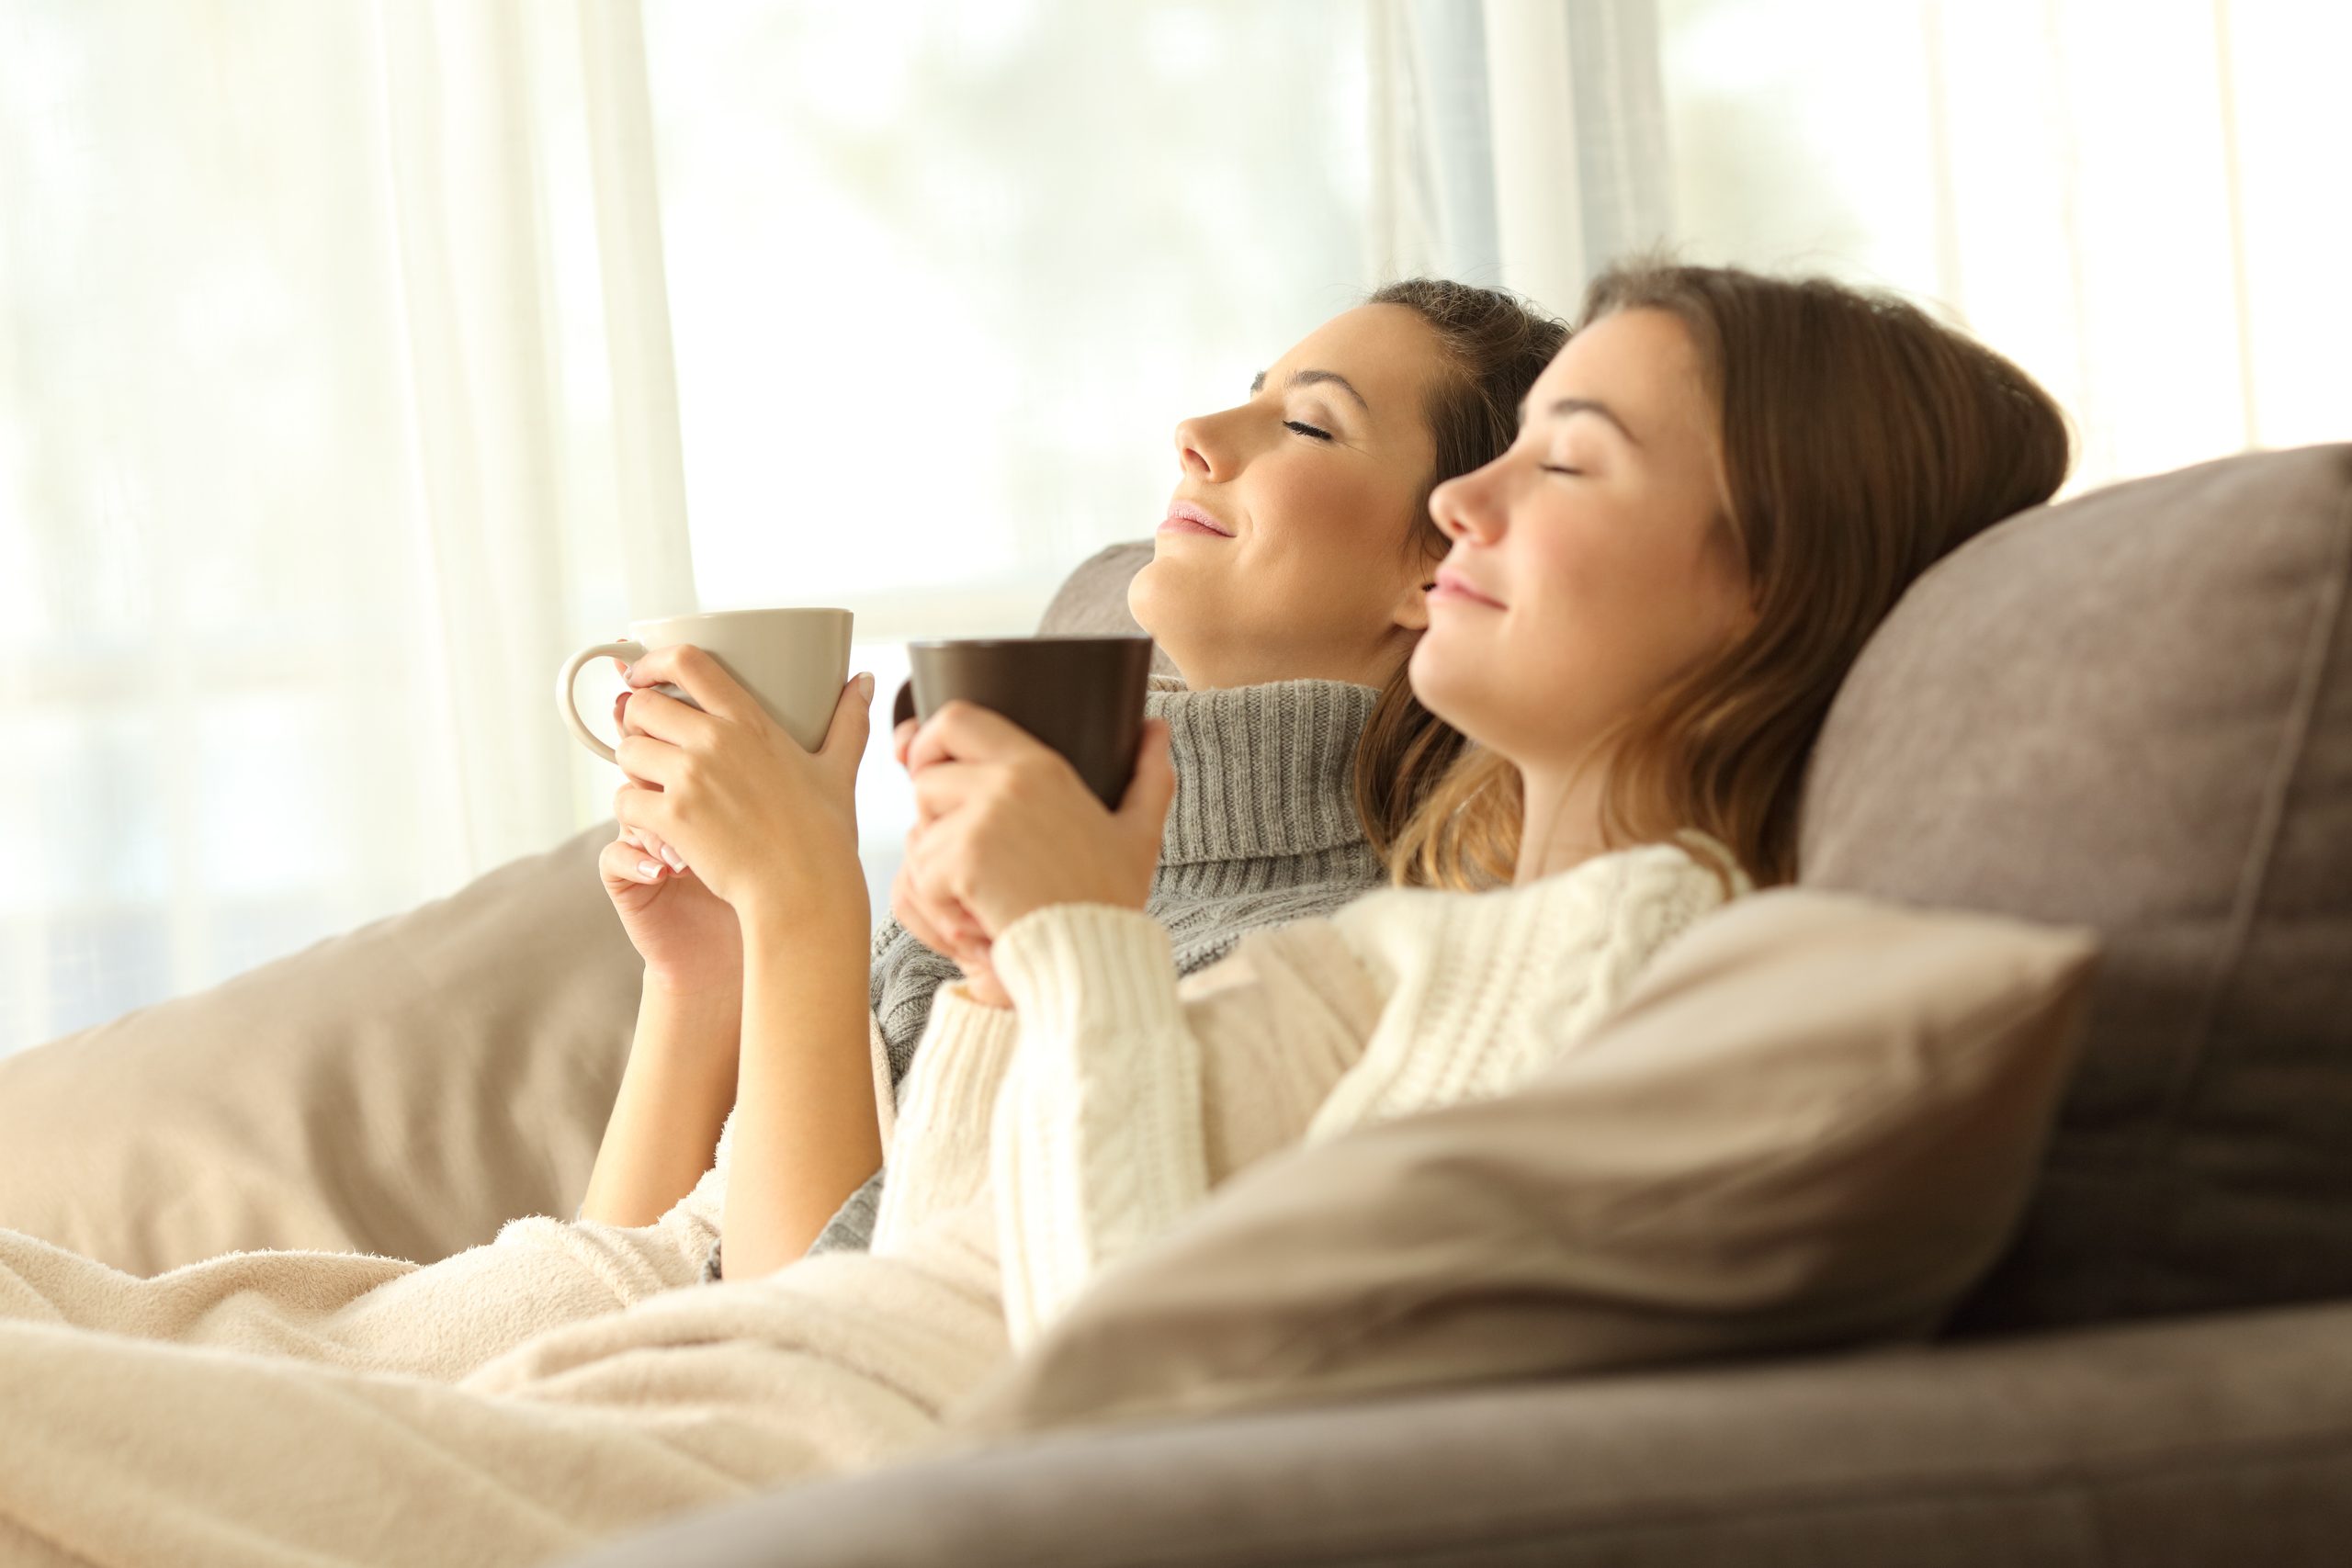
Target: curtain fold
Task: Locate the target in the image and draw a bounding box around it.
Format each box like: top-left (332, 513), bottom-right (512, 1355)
top-left (1368, 0), bottom-right (1671, 312)
top-left (1653, 0), bottom-right (2352, 497)
top-left (3, 1), bottom-right (690, 1055)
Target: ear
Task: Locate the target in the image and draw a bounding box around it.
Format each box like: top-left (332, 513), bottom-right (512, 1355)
top-left (1392, 573), bottom-right (1432, 633)
top-left (1390, 537), bottom-right (1442, 633)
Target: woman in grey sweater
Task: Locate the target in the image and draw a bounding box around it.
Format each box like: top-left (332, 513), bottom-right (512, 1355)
top-left (584, 279), bottom-right (1569, 1280)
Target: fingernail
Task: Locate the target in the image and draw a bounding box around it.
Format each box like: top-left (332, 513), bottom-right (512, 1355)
top-left (857, 671), bottom-right (876, 698)
top-left (638, 858), bottom-right (662, 880)
top-left (661, 845), bottom-right (685, 871)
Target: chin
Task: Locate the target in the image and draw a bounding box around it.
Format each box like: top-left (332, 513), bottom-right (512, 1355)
top-left (1126, 558), bottom-right (1194, 665)
top-left (1407, 634), bottom-right (1491, 745)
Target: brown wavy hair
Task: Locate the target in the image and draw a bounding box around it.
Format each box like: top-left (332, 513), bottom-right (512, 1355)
top-left (1350, 279), bottom-right (1570, 862)
top-left (1390, 259), bottom-right (2074, 891)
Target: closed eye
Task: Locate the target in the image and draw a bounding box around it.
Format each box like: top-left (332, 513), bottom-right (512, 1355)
top-left (1541, 464), bottom-right (1583, 477)
top-left (1285, 420), bottom-right (1333, 441)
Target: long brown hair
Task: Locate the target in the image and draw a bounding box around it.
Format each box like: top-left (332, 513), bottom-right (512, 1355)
top-left (1351, 278), bottom-right (1568, 863)
top-left (1392, 259), bottom-right (2074, 891)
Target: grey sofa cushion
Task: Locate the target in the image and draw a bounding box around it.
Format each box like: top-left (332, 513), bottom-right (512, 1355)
top-left (1797, 444), bottom-right (2352, 1334)
top-left (558, 1298), bottom-right (2352, 1568)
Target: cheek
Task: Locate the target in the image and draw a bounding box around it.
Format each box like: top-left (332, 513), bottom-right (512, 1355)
top-left (1251, 466), bottom-right (1372, 558)
top-left (1524, 526), bottom-right (1736, 694)
top-left (1249, 468), bottom-right (1408, 605)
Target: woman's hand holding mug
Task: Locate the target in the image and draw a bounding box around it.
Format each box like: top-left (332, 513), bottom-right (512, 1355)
top-left (609, 642), bottom-right (876, 935)
top-left (896, 700), bottom-right (1174, 983)
top-left (557, 607), bottom-right (867, 949)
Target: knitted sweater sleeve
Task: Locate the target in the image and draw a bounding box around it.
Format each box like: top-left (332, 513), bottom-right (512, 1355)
top-left (866, 983), bottom-right (1023, 1252)
top-left (984, 903), bottom-right (1382, 1352)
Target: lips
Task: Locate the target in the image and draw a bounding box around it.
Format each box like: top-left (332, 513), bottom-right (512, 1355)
top-left (1429, 566), bottom-right (1505, 609)
top-left (1159, 500), bottom-right (1235, 538)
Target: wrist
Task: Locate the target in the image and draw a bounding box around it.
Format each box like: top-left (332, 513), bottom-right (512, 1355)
top-left (741, 886), bottom-right (873, 964)
top-left (641, 969), bottom-right (744, 1009)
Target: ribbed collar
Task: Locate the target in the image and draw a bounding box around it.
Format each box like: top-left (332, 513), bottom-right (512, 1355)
top-left (1148, 674), bottom-right (1380, 866)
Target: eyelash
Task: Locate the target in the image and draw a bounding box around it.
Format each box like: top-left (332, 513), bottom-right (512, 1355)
top-left (1285, 420), bottom-right (1333, 442)
top-left (1541, 464), bottom-right (1583, 477)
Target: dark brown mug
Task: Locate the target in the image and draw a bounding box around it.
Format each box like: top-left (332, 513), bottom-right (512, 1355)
top-left (902, 636), bottom-right (1156, 807)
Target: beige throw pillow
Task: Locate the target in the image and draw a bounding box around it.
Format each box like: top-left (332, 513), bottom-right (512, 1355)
top-left (0, 825), bottom-right (641, 1274)
top-left (946, 888), bottom-right (2099, 1440)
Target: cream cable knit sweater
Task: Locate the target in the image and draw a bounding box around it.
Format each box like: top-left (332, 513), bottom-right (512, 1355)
top-left (864, 830), bottom-right (1751, 1351)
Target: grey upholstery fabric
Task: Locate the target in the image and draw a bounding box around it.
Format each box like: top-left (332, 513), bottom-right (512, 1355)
top-left (560, 1299), bottom-right (2352, 1568)
top-left (1797, 445), bottom-right (2352, 1335)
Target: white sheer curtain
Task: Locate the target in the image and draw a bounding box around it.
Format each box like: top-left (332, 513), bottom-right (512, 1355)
top-left (1367, 0), bottom-right (1671, 307)
top-left (1657, 0), bottom-right (2352, 496)
top-left (2, 0), bottom-right (690, 1055)
top-left (14, 0), bottom-right (2336, 1057)
top-left (1374, 0), bottom-right (2348, 502)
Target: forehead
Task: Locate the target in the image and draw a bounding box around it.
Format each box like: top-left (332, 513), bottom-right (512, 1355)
top-left (1268, 302), bottom-right (1450, 407)
top-left (1532, 307), bottom-right (1713, 449)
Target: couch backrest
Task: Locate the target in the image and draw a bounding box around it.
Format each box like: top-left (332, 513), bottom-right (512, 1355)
top-left (1798, 444), bottom-right (2352, 1334)
top-left (1034, 540), bottom-right (1178, 677)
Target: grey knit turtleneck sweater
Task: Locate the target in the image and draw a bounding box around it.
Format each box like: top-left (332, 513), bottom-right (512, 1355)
top-left (804, 673), bottom-right (1387, 1256)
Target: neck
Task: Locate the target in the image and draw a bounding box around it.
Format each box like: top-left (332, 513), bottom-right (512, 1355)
top-left (1164, 626), bottom-right (1417, 694)
top-left (1510, 752), bottom-right (1612, 885)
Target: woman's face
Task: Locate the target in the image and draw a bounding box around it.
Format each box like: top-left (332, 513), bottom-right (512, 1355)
top-left (1409, 307), bottom-right (1758, 780)
top-left (1126, 302), bottom-right (1447, 690)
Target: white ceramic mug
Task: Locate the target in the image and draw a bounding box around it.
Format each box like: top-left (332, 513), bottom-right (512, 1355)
top-left (556, 607), bottom-right (854, 761)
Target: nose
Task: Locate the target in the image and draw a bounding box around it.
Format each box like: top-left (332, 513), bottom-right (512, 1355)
top-left (1172, 412), bottom-right (1235, 482)
top-left (1430, 461), bottom-right (1505, 546)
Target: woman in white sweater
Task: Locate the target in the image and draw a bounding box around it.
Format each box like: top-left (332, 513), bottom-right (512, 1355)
top-left (0, 263), bottom-right (2072, 1568)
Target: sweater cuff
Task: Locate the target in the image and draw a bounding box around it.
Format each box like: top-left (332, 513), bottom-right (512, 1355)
top-left (991, 903), bottom-right (1183, 1047)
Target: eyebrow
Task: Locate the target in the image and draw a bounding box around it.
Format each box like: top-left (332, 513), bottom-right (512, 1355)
top-left (1250, 367), bottom-right (1373, 415)
top-left (1521, 394), bottom-right (1643, 447)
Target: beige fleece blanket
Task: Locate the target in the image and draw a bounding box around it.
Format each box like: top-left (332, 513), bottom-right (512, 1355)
top-left (0, 1190), bottom-right (1008, 1568)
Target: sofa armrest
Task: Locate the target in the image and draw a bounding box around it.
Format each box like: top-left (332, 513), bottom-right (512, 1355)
top-left (562, 1299), bottom-right (2352, 1568)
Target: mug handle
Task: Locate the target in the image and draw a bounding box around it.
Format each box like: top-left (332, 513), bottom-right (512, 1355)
top-left (557, 639), bottom-right (646, 764)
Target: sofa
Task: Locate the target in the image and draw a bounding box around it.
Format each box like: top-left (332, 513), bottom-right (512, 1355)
top-left (1, 445), bottom-right (2346, 1564)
